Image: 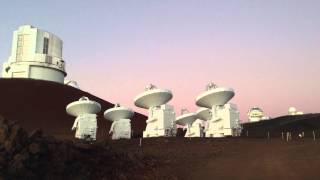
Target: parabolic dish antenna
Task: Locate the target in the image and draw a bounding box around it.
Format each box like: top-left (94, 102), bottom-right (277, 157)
top-left (175, 113), bottom-right (198, 126)
top-left (196, 108), bottom-right (212, 121)
top-left (134, 87), bottom-right (173, 109)
top-left (66, 97), bottom-right (101, 117)
top-left (196, 87), bottom-right (234, 108)
top-left (104, 106), bottom-right (134, 121)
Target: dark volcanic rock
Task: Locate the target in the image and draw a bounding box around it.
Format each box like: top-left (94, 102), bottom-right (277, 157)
top-left (28, 143), bottom-right (42, 154)
top-left (241, 113), bottom-right (320, 138)
top-left (0, 115), bottom-right (157, 179)
top-left (0, 116), bottom-right (8, 144)
top-left (0, 127), bottom-right (8, 144)
top-left (28, 129), bottom-right (43, 140)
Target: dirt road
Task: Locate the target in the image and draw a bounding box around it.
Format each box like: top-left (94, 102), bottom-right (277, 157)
top-left (189, 139), bottom-right (320, 180)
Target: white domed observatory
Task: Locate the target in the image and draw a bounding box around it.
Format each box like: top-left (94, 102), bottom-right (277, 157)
top-left (196, 83), bottom-right (240, 137)
top-left (247, 107), bottom-right (264, 122)
top-left (66, 97), bottom-right (101, 141)
top-left (134, 84), bottom-right (176, 138)
top-left (104, 104), bottom-right (134, 140)
top-left (2, 25), bottom-right (66, 83)
top-left (288, 107), bottom-right (304, 115)
top-left (175, 109), bottom-right (198, 138)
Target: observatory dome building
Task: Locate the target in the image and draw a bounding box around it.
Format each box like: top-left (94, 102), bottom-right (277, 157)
top-left (247, 107), bottom-right (270, 122)
top-left (2, 25), bottom-right (66, 83)
top-left (288, 107), bottom-right (304, 115)
top-left (248, 107), bottom-right (264, 122)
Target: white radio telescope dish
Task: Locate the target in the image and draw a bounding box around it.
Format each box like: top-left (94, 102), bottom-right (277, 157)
top-left (104, 104), bottom-right (134, 122)
top-left (66, 96), bottom-right (101, 117)
top-left (134, 84), bottom-right (173, 109)
top-left (175, 112), bottom-right (198, 127)
top-left (196, 84), bottom-right (234, 108)
top-left (196, 108), bottom-right (212, 121)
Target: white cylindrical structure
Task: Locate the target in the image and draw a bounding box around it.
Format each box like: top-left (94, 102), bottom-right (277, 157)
top-left (2, 25), bottom-right (66, 83)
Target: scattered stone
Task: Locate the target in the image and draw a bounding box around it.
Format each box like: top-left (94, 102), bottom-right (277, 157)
top-left (4, 140), bottom-right (12, 153)
top-left (28, 129), bottom-right (43, 140)
top-left (0, 115), bottom-right (6, 124)
top-left (28, 143), bottom-right (41, 154)
top-left (0, 126), bottom-right (8, 143)
top-left (0, 156), bottom-right (5, 167)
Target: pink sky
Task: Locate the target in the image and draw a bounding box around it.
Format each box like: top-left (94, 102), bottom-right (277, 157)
top-left (1, 1), bottom-right (320, 121)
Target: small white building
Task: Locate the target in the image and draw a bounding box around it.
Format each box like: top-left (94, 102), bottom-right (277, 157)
top-left (2, 25), bottom-right (66, 83)
top-left (144, 104), bottom-right (176, 137)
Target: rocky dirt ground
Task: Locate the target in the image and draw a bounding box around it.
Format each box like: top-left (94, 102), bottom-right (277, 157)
top-left (1, 115), bottom-right (320, 180)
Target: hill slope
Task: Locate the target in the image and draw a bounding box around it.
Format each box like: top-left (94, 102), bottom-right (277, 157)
top-left (241, 113), bottom-right (320, 138)
top-left (0, 78), bottom-right (146, 139)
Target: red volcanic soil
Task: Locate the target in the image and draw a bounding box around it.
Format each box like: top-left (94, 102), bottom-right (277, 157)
top-left (2, 78), bottom-right (320, 179)
top-left (2, 114), bottom-right (320, 180)
top-left (2, 114), bottom-right (320, 179)
top-left (0, 78), bottom-right (146, 140)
